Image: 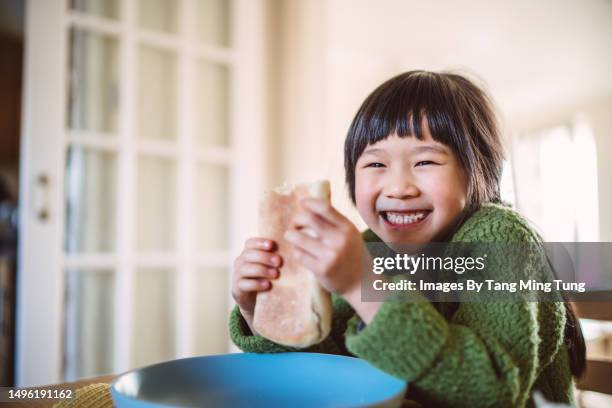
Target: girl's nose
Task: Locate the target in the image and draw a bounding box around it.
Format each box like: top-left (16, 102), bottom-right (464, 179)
top-left (383, 172), bottom-right (420, 199)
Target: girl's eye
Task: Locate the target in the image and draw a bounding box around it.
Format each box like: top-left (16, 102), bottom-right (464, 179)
top-left (415, 160), bottom-right (437, 167)
top-left (365, 162), bottom-right (385, 168)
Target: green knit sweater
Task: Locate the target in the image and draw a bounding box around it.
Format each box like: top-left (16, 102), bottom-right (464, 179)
top-left (229, 203), bottom-right (576, 407)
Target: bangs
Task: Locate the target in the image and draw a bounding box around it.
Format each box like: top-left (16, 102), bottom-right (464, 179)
top-left (345, 71), bottom-right (471, 171)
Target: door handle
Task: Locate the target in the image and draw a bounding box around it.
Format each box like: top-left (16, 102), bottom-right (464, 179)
top-left (36, 173), bottom-right (50, 221)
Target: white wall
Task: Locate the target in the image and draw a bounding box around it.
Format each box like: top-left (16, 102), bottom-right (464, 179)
top-left (271, 0), bottom-right (612, 235)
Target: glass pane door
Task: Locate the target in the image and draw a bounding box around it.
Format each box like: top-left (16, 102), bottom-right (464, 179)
top-left (61, 0), bottom-right (235, 380)
top-left (64, 8), bottom-right (120, 379)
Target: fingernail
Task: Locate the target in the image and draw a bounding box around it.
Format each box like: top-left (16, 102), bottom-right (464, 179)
top-left (268, 268), bottom-right (277, 278)
top-left (271, 255), bottom-right (280, 265)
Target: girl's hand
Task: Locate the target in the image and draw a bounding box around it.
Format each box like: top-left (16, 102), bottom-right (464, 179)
top-left (284, 198), bottom-right (369, 303)
top-left (231, 238), bottom-right (282, 324)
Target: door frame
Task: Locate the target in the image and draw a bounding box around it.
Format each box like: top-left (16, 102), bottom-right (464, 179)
top-left (17, 0), bottom-right (66, 387)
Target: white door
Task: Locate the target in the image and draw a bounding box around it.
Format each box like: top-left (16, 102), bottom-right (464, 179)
top-left (17, 0), bottom-right (267, 386)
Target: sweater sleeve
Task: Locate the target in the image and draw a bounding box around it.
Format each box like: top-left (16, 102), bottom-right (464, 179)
top-left (344, 205), bottom-right (568, 407)
top-left (344, 298), bottom-right (558, 407)
top-left (229, 293), bottom-right (356, 355)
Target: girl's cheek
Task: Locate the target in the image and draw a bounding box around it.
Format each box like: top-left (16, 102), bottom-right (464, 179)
top-left (423, 168), bottom-right (467, 212)
top-left (355, 172), bottom-right (379, 219)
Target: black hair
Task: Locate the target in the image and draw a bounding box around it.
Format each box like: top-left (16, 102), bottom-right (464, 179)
top-left (343, 70), bottom-right (585, 378)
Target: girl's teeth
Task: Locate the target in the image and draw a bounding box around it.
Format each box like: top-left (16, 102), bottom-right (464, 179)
top-left (386, 211), bottom-right (426, 225)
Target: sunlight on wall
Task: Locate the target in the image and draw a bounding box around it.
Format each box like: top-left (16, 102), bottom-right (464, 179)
top-left (499, 159), bottom-right (516, 206)
top-left (540, 126), bottom-right (574, 241)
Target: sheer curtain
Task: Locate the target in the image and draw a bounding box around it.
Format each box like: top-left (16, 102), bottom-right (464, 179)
top-left (510, 117), bottom-right (600, 242)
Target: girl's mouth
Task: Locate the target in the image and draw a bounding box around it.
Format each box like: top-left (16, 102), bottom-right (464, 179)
top-left (380, 210), bottom-right (431, 228)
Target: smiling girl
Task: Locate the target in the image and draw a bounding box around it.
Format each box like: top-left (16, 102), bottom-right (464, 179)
top-left (229, 71), bottom-right (585, 407)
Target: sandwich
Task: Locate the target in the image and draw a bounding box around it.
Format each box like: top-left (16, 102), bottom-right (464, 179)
top-left (252, 180), bottom-right (333, 348)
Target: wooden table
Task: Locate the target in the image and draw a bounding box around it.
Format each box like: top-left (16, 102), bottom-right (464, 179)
top-left (4, 374), bottom-right (115, 408)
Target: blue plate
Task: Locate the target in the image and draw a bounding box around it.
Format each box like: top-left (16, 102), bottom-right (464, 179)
top-left (111, 352), bottom-right (407, 408)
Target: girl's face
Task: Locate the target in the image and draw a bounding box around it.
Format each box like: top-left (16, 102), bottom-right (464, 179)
top-left (355, 126), bottom-right (468, 244)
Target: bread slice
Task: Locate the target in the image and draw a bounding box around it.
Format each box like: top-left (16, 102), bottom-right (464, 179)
top-left (252, 180), bottom-right (333, 348)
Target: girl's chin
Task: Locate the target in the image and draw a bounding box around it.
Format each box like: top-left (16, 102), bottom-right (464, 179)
top-left (374, 226), bottom-right (434, 245)
top-left (386, 234), bottom-right (431, 245)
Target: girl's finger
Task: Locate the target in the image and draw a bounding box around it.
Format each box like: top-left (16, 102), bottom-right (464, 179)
top-left (290, 245), bottom-right (320, 273)
top-left (237, 278), bottom-right (271, 293)
top-left (284, 228), bottom-right (325, 259)
top-left (242, 249), bottom-right (283, 268)
top-left (244, 237), bottom-right (276, 251)
top-left (290, 209), bottom-right (331, 238)
top-left (301, 198), bottom-right (346, 226)
top-left (240, 263), bottom-right (279, 279)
